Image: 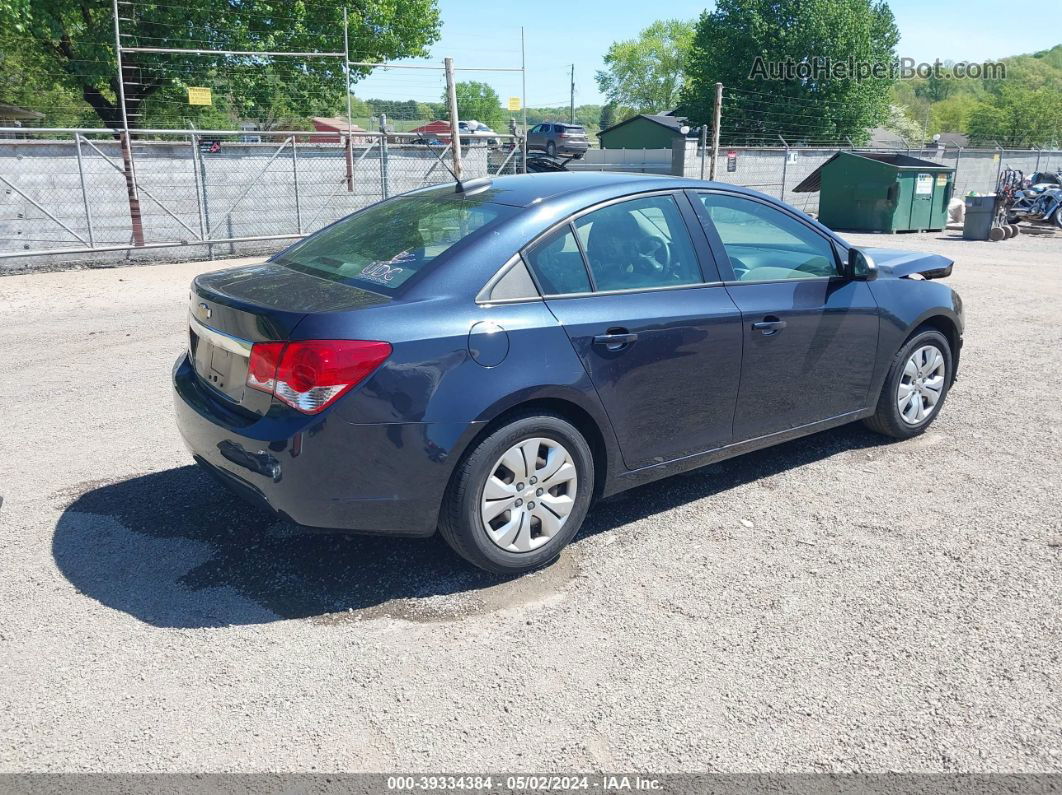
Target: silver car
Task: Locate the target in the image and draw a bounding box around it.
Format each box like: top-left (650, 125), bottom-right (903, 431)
top-left (527, 122), bottom-right (589, 158)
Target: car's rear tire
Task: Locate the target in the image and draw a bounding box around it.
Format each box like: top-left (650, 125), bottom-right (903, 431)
top-left (439, 414), bottom-right (594, 574)
top-left (864, 328), bottom-right (953, 439)
top-left (546, 141), bottom-right (556, 157)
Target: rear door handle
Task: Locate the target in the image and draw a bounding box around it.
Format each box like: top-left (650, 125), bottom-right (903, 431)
top-left (752, 318), bottom-right (787, 335)
top-left (593, 331), bottom-right (638, 349)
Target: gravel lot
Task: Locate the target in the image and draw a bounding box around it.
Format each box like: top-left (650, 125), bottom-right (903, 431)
top-left (1, 227), bottom-right (1060, 773)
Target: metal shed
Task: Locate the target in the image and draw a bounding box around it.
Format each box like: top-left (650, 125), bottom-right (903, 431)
top-left (794, 151), bottom-right (955, 233)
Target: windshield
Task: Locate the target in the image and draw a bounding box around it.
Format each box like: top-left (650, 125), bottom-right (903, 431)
top-left (275, 195), bottom-right (515, 291)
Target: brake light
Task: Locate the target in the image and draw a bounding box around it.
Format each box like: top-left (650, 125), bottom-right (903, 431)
top-left (246, 342), bottom-right (284, 392)
top-left (246, 339), bottom-right (391, 414)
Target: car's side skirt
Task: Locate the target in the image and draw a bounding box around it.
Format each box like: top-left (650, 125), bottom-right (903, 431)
top-left (605, 407), bottom-right (875, 496)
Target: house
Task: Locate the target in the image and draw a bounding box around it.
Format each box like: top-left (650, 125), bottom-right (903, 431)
top-left (929, 132), bottom-right (969, 150)
top-left (310, 116), bottom-right (371, 144)
top-left (0, 102), bottom-right (44, 129)
top-left (410, 120), bottom-right (452, 139)
top-left (867, 126), bottom-right (911, 149)
top-left (598, 111), bottom-right (695, 149)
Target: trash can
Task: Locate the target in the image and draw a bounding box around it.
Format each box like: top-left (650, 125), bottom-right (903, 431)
top-left (792, 151), bottom-right (955, 233)
top-left (962, 195), bottom-right (998, 241)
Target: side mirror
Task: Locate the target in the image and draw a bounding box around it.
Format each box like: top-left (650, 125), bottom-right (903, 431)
top-left (846, 248), bottom-right (878, 281)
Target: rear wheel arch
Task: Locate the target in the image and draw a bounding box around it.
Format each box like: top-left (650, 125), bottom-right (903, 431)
top-left (450, 396), bottom-right (611, 504)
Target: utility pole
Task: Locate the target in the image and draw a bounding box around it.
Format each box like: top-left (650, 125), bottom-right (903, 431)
top-left (112, 0), bottom-right (144, 246)
top-left (521, 27), bottom-right (527, 172)
top-left (570, 65), bottom-right (575, 124)
top-left (708, 82), bottom-right (722, 180)
top-left (444, 57), bottom-right (463, 181)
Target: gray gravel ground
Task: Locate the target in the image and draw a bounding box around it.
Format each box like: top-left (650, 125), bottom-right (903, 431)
top-left (1, 227), bottom-right (1060, 773)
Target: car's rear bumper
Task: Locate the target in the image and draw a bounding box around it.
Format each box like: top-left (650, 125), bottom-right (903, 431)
top-left (557, 142), bottom-right (589, 155)
top-left (173, 353), bottom-right (478, 536)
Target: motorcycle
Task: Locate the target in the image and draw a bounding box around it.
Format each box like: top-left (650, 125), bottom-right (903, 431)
top-left (1003, 170), bottom-right (1062, 230)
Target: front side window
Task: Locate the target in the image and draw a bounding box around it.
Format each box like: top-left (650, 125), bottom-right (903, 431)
top-left (696, 193), bottom-right (838, 281)
top-left (524, 225), bottom-right (592, 295)
top-left (275, 196), bottom-right (514, 291)
top-left (573, 195), bottom-right (702, 292)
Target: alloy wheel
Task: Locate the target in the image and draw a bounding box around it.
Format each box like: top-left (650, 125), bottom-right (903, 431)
top-left (480, 437), bottom-right (578, 553)
top-left (897, 344), bottom-right (946, 425)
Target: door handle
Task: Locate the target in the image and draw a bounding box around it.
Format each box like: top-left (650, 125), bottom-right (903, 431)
top-left (752, 317), bottom-right (787, 336)
top-left (593, 330), bottom-right (638, 349)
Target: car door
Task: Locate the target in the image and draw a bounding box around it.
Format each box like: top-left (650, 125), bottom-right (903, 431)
top-left (523, 191), bottom-right (744, 470)
top-left (527, 124), bottom-right (544, 151)
top-left (690, 190), bottom-right (880, 440)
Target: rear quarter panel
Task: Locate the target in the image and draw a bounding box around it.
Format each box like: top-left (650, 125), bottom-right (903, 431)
top-left (290, 297), bottom-right (625, 492)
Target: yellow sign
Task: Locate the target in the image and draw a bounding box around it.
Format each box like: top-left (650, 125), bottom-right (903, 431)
top-left (936, 173), bottom-right (948, 187)
top-left (187, 87), bottom-right (212, 106)
top-left (507, 96), bottom-right (521, 112)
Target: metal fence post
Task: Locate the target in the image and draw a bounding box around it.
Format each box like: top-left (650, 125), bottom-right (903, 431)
top-left (778, 135), bottom-right (789, 201)
top-left (291, 137), bottom-right (303, 234)
top-left (994, 142), bottom-right (1004, 187)
top-left (379, 118), bottom-right (389, 199)
top-left (1034, 146), bottom-right (1041, 172)
top-left (73, 133), bottom-right (95, 246)
top-left (699, 125), bottom-right (707, 180)
top-left (189, 133), bottom-right (213, 259)
top-left (189, 134), bottom-right (205, 238)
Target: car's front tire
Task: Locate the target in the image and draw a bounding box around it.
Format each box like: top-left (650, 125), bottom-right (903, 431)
top-left (439, 414), bottom-right (594, 574)
top-left (864, 328), bottom-right (953, 439)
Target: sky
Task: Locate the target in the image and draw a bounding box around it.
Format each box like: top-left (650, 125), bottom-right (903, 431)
top-left (350, 0), bottom-right (1061, 110)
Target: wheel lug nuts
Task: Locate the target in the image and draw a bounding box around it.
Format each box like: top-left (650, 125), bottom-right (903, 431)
top-left (536, 488), bottom-right (543, 496)
top-left (529, 477), bottom-right (537, 484)
top-left (527, 501), bottom-right (535, 509)
top-left (516, 482), bottom-right (524, 491)
top-left (514, 499), bottom-right (522, 507)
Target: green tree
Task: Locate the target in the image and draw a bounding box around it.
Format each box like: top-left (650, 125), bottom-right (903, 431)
top-left (929, 94), bottom-right (978, 134)
top-left (679, 0), bottom-right (898, 145)
top-left (599, 102), bottom-right (618, 131)
top-left (447, 81), bottom-right (504, 129)
top-left (882, 103), bottom-right (924, 144)
top-left (1, 0), bottom-right (441, 129)
top-left (967, 85), bottom-right (1062, 146)
top-left (596, 19), bottom-right (694, 113)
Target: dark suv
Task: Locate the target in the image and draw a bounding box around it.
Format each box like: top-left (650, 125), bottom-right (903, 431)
top-left (527, 122), bottom-right (589, 158)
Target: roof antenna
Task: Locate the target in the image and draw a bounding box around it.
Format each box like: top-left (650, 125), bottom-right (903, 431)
top-left (424, 141), bottom-right (465, 190)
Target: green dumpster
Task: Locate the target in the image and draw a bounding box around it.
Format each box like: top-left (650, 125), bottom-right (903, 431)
top-left (793, 151), bottom-right (955, 233)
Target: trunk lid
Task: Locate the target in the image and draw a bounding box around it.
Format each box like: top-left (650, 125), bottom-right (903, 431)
top-left (188, 262), bottom-right (389, 413)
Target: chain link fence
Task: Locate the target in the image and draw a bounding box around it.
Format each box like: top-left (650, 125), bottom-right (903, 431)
top-left (0, 128), bottom-right (525, 269)
top-left (3, 128), bottom-right (1059, 271)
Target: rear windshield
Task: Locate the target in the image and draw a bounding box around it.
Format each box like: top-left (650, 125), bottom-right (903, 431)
top-left (561, 125), bottom-right (586, 133)
top-left (275, 195), bottom-right (515, 291)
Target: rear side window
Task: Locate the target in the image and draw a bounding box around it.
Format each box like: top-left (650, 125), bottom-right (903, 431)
top-left (525, 226), bottom-right (592, 295)
top-left (275, 196), bottom-right (515, 291)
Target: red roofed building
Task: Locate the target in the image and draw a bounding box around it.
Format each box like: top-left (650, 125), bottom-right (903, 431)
top-left (410, 120), bottom-right (453, 139)
top-left (310, 117), bottom-right (372, 144)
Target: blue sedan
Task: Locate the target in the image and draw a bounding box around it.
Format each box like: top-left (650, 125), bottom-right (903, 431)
top-left (173, 172), bottom-right (963, 574)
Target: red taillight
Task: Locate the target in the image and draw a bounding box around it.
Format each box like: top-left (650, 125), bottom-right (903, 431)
top-left (246, 342), bottom-right (284, 392)
top-left (246, 339), bottom-right (391, 414)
